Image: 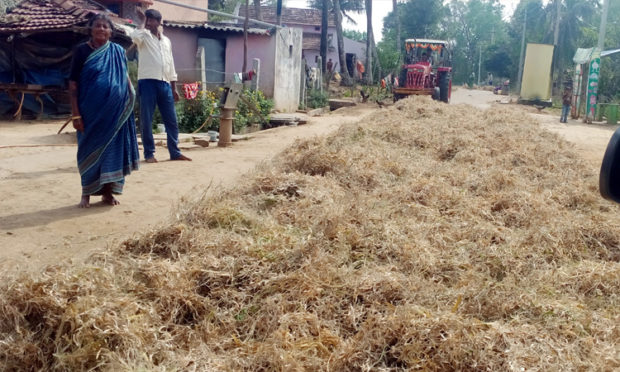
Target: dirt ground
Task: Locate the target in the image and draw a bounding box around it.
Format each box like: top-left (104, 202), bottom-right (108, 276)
top-left (1, 88), bottom-right (617, 272)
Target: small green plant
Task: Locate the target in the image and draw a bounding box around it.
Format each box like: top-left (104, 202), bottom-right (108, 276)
top-left (178, 90), bottom-right (220, 133)
top-left (307, 89), bottom-right (329, 109)
top-left (234, 89), bottom-right (273, 133)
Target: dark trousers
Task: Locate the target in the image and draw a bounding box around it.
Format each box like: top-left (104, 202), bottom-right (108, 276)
top-left (561, 104), bottom-right (570, 123)
top-left (138, 79), bottom-right (182, 160)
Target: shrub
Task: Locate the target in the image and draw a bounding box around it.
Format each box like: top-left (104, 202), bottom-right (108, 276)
top-left (178, 90), bottom-right (220, 133)
top-left (234, 89), bottom-right (273, 133)
top-left (307, 89), bottom-right (329, 109)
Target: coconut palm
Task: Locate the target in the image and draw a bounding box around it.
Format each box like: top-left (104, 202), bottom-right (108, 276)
top-left (308, 0), bottom-right (364, 85)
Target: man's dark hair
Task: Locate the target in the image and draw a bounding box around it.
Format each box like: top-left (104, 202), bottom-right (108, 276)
top-left (145, 9), bottom-right (162, 22)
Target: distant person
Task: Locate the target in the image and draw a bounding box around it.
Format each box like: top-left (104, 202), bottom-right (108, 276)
top-left (420, 52), bottom-right (429, 64)
top-left (469, 71), bottom-right (475, 88)
top-left (326, 58), bottom-right (333, 73)
top-left (131, 8), bottom-right (191, 163)
top-left (561, 86), bottom-right (572, 123)
top-left (488, 72), bottom-right (493, 86)
top-left (69, 14), bottom-right (140, 208)
top-left (356, 59), bottom-right (365, 80)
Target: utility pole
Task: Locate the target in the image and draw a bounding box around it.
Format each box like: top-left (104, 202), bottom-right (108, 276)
top-left (477, 44), bottom-right (481, 86)
top-left (585, 0), bottom-right (609, 122)
top-left (598, 0), bottom-right (609, 51)
top-left (516, 7), bottom-right (527, 95)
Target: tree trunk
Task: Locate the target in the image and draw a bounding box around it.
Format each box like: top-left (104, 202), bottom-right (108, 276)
top-left (393, 0), bottom-right (401, 60)
top-left (552, 0), bottom-right (561, 94)
top-left (334, 0), bottom-right (352, 86)
top-left (243, 0), bottom-right (249, 72)
top-left (276, 0), bottom-right (282, 25)
top-left (364, 0), bottom-right (373, 84)
top-left (254, 0), bottom-right (261, 21)
top-left (320, 0), bottom-right (329, 74)
top-left (371, 32), bottom-right (381, 81)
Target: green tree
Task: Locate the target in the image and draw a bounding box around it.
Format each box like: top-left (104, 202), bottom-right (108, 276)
top-left (598, 0), bottom-right (620, 101)
top-left (342, 29), bottom-right (366, 42)
top-left (445, 0), bottom-right (507, 84)
top-left (379, 0), bottom-right (446, 76)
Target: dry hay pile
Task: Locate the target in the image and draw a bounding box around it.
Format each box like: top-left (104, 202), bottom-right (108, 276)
top-left (1, 96), bottom-right (619, 371)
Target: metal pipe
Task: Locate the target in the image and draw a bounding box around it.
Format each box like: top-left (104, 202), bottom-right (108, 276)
top-left (153, 0), bottom-right (281, 29)
top-left (218, 107), bottom-right (233, 147)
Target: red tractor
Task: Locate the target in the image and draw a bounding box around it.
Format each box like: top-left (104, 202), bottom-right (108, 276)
top-left (393, 39), bottom-right (452, 103)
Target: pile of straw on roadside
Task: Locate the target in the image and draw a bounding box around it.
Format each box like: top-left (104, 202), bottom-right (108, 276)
top-left (1, 96), bottom-right (618, 370)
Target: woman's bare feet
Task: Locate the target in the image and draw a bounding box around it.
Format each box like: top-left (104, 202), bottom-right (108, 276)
top-left (101, 183), bottom-right (120, 206)
top-left (102, 193), bottom-right (120, 205)
top-left (78, 195), bottom-right (91, 208)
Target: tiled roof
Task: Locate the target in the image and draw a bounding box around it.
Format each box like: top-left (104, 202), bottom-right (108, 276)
top-left (239, 5), bottom-right (335, 28)
top-left (164, 20), bottom-right (271, 35)
top-left (0, 0), bottom-right (112, 33)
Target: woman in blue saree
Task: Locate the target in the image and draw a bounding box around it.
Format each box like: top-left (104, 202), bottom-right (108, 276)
top-left (69, 14), bottom-right (139, 208)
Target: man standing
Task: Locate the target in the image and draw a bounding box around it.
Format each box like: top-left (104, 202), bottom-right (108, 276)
top-left (131, 8), bottom-right (191, 163)
top-left (560, 86), bottom-right (572, 123)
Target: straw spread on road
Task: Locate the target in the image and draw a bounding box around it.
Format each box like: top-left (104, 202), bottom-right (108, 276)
top-left (1, 96), bottom-right (618, 370)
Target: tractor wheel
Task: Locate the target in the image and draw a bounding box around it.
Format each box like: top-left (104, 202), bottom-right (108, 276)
top-left (398, 68), bottom-right (407, 88)
top-left (439, 72), bottom-right (450, 103)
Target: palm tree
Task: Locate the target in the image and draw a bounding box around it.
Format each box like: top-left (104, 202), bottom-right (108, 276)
top-left (321, 0), bottom-right (329, 73)
top-left (333, 0), bottom-right (353, 85)
top-left (364, 0), bottom-right (373, 84)
top-left (253, 0), bottom-right (262, 21)
top-left (310, 0), bottom-right (363, 84)
top-left (393, 0), bottom-right (401, 59)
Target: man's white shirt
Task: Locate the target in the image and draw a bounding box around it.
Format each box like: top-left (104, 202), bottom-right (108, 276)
top-left (130, 28), bottom-right (178, 82)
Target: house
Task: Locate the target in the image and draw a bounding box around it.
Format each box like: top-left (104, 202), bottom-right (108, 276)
top-left (95, 0), bottom-right (208, 23)
top-left (237, 5), bottom-right (366, 77)
top-left (0, 0), bottom-right (133, 118)
top-left (66, 0), bottom-right (304, 111)
top-left (162, 20), bottom-right (302, 112)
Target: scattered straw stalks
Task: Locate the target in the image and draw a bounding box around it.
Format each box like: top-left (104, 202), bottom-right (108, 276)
top-left (1, 96), bottom-right (619, 371)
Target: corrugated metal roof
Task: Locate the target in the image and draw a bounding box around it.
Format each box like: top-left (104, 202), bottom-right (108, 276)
top-left (164, 21), bottom-right (271, 35)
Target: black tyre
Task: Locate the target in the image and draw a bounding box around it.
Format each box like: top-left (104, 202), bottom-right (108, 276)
top-left (398, 68), bottom-right (407, 88)
top-left (439, 72), bottom-right (450, 103)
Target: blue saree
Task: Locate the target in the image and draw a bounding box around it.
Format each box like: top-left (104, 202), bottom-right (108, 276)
top-left (77, 42), bottom-right (139, 196)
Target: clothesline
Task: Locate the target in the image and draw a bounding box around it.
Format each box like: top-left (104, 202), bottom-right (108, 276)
top-left (176, 68), bottom-right (236, 76)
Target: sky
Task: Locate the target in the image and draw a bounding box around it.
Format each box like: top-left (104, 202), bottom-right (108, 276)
top-left (286, 0), bottom-right (524, 42)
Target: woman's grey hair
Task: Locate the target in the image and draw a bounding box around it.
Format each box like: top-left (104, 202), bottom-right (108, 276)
top-left (87, 13), bottom-right (114, 31)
